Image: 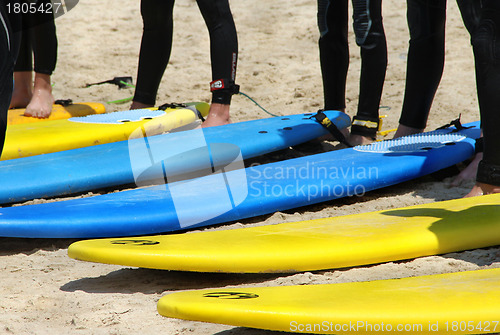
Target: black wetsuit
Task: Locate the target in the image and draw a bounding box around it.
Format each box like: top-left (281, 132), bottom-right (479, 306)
top-left (399, 0), bottom-right (447, 130)
top-left (400, 0), bottom-right (500, 186)
top-left (0, 0), bottom-right (21, 156)
top-left (460, 0), bottom-right (500, 186)
top-left (134, 0), bottom-right (238, 106)
top-left (14, 0), bottom-right (57, 75)
top-left (318, 0), bottom-right (387, 138)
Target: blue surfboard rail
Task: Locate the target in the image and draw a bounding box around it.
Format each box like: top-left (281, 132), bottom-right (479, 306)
top-left (0, 110), bottom-right (350, 204)
top-left (0, 122), bottom-right (480, 238)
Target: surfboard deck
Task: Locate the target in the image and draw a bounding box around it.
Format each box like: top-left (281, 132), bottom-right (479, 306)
top-left (68, 193), bottom-right (500, 273)
top-left (0, 122), bottom-right (480, 238)
top-left (0, 110), bottom-right (350, 204)
top-left (1, 102), bottom-right (209, 160)
top-left (157, 267), bottom-right (500, 334)
top-left (8, 102), bottom-right (106, 125)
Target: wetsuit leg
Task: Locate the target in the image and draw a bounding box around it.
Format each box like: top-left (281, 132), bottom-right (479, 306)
top-left (13, 0), bottom-right (57, 74)
top-left (318, 0), bottom-right (349, 111)
top-left (31, 0), bottom-right (57, 75)
top-left (399, 0), bottom-right (447, 130)
top-left (351, 0), bottom-right (387, 138)
top-left (196, 0), bottom-right (238, 105)
top-left (133, 0), bottom-right (175, 106)
top-left (13, 18), bottom-right (32, 72)
top-left (0, 0), bottom-right (21, 156)
top-left (456, 0), bottom-right (481, 35)
top-left (468, 0), bottom-right (500, 186)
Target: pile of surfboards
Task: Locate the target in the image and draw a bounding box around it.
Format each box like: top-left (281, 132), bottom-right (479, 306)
top-left (2, 107), bottom-right (499, 334)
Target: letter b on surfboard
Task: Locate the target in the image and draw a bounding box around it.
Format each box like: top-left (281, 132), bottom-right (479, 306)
top-left (128, 124), bottom-right (248, 229)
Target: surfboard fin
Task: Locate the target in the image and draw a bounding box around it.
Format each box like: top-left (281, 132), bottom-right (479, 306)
top-left (86, 76), bottom-right (134, 89)
top-left (436, 114), bottom-right (474, 132)
top-left (54, 99), bottom-right (73, 107)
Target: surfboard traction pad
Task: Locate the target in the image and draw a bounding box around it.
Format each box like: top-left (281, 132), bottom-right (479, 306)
top-left (68, 109), bottom-right (166, 124)
top-left (355, 131), bottom-right (466, 153)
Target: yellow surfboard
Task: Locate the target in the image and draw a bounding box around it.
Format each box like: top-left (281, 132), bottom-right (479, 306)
top-left (8, 102), bottom-right (106, 125)
top-left (158, 267), bottom-right (500, 334)
top-left (1, 102), bottom-right (209, 160)
top-left (68, 193), bottom-right (500, 273)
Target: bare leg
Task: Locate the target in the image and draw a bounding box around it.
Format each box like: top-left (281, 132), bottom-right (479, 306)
top-left (9, 71), bottom-right (32, 109)
top-left (201, 103), bottom-right (231, 128)
top-left (393, 123), bottom-right (423, 138)
top-left (451, 152), bottom-right (482, 186)
top-left (24, 73), bottom-right (54, 118)
top-left (464, 182), bottom-right (500, 197)
top-left (348, 134), bottom-right (374, 146)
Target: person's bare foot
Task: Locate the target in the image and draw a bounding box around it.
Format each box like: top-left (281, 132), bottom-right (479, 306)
top-left (451, 152), bottom-right (482, 187)
top-left (464, 182), bottom-right (500, 198)
top-left (201, 103), bottom-right (231, 128)
top-left (348, 134), bottom-right (374, 146)
top-left (130, 101), bottom-right (154, 110)
top-left (9, 71), bottom-right (32, 109)
top-left (23, 73), bottom-right (54, 118)
top-left (393, 124), bottom-right (423, 138)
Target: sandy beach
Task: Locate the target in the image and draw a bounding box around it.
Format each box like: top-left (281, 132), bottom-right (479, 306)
top-left (1, 0), bottom-right (499, 334)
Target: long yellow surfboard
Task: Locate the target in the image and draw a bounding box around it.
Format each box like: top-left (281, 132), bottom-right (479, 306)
top-left (8, 102), bottom-right (106, 125)
top-left (68, 193), bottom-right (500, 273)
top-left (158, 267), bottom-right (500, 334)
top-left (2, 102), bottom-right (209, 160)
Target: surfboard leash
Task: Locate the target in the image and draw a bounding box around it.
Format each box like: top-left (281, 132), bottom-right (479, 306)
top-left (238, 91), bottom-right (280, 117)
top-left (313, 110), bottom-right (353, 147)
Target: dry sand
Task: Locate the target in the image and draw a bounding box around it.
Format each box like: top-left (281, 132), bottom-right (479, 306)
top-left (1, 0), bottom-right (499, 334)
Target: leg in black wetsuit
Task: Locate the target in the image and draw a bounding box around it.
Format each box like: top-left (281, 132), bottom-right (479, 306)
top-left (397, 0), bottom-right (447, 134)
top-left (462, 0), bottom-right (500, 192)
top-left (133, 0), bottom-right (238, 123)
top-left (132, 0), bottom-right (175, 107)
top-left (0, 0), bottom-right (21, 156)
top-left (318, 0), bottom-right (349, 113)
top-left (318, 0), bottom-right (387, 142)
top-left (352, 0), bottom-right (387, 139)
top-left (10, 0), bottom-right (57, 118)
top-left (14, 1), bottom-right (58, 75)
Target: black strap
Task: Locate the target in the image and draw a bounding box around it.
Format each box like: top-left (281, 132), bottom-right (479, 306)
top-left (210, 79), bottom-right (240, 94)
top-left (313, 110), bottom-right (352, 147)
top-left (54, 99), bottom-right (73, 107)
top-left (350, 115), bottom-right (379, 139)
top-left (158, 102), bottom-right (205, 122)
top-left (436, 115), bottom-right (473, 133)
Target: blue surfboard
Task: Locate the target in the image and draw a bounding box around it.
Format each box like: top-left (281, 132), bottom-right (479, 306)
top-left (0, 122), bottom-right (480, 238)
top-left (0, 110), bottom-right (350, 204)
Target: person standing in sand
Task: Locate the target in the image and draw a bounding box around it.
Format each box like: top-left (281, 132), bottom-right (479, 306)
top-left (460, 0), bottom-right (500, 197)
top-left (318, 0), bottom-right (387, 146)
top-left (9, 0), bottom-right (57, 119)
top-left (130, 0), bottom-right (239, 128)
top-left (392, 0), bottom-right (500, 196)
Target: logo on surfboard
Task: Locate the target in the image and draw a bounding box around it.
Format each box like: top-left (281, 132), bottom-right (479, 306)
top-left (203, 292), bottom-right (259, 300)
top-left (110, 240), bottom-right (160, 246)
